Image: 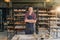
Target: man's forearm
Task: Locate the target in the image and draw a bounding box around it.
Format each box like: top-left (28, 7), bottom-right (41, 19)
top-left (29, 20), bottom-right (36, 23)
top-left (25, 19), bottom-right (36, 23)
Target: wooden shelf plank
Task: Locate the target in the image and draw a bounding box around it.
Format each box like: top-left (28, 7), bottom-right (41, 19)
top-left (39, 19), bottom-right (49, 20)
top-left (38, 11), bottom-right (47, 12)
top-left (14, 14), bottom-right (25, 16)
top-left (7, 18), bottom-right (13, 20)
top-left (38, 15), bottom-right (56, 16)
top-left (38, 23), bottom-right (49, 24)
top-left (14, 22), bottom-right (25, 24)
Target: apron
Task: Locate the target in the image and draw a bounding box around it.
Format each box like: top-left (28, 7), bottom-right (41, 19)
top-left (25, 15), bottom-right (34, 34)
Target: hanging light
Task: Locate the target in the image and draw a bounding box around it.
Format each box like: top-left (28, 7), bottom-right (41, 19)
top-left (55, 6), bottom-right (60, 12)
top-left (50, 10), bottom-right (55, 13)
top-left (4, 0), bottom-right (11, 2)
top-left (46, 0), bottom-right (50, 2)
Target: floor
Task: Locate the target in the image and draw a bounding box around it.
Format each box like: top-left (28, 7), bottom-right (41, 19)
top-left (0, 31), bottom-right (7, 40)
top-left (0, 30), bottom-right (60, 40)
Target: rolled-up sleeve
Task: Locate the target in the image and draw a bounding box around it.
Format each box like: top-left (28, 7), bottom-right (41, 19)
top-left (33, 14), bottom-right (36, 20)
top-left (24, 13), bottom-right (27, 20)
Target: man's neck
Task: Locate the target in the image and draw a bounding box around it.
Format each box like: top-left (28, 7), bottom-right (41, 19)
top-left (29, 13), bottom-right (32, 15)
top-left (29, 12), bottom-right (33, 15)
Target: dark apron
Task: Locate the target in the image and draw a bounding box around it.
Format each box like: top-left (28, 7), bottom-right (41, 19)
top-left (25, 15), bottom-right (34, 34)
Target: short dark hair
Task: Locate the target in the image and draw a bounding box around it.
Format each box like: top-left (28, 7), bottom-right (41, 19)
top-left (27, 6), bottom-right (33, 11)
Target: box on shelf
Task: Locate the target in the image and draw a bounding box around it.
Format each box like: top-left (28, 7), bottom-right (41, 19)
top-left (15, 26), bottom-right (25, 29)
top-left (38, 28), bottom-right (49, 38)
top-left (50, 21), bottom-right (57, 26)
top-left (50, 29), bottom-right (57, 38)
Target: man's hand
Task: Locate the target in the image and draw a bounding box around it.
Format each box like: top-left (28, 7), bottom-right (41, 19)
top-left (25, 19), bottom-right (29, 22)
top-left (25, 19), bottom-right (36, 23)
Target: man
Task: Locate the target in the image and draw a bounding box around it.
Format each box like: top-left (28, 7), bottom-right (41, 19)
top-left (24, 7), bottom-right (36, 34)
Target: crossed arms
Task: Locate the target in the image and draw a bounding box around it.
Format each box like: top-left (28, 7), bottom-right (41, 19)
top-left (24, 13), bottom-right (36, 23)
top-left (25, 19), bottom-right (36, 23)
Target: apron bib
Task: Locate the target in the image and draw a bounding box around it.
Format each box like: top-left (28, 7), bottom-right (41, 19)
top-left (25, 15), bottom-right (34, 34)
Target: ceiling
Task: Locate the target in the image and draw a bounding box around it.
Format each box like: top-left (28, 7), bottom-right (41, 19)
top-left (0, 0), bottom-right (59, 8)
top-left (0, 0), bottom-right (3, 2)
top-left (0, 0), bottom-right (44, 2)
top-left (12, 0), bottom-right (45, 2)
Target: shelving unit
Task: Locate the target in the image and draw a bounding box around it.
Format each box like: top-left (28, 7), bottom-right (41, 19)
top-left (37, 9), bottom-right (57, 38)
top-left (13, 9), bottom-right (26, 34)
top-left (50, 11), bottom-right (60, 38)
top-left (38, 10), bottom-right (50, 37)
top-left (0, 10), bottom-right (3, 31)
top-left (4, 2), bottom-right (14, 39)
top-left (6, 9), bottom-right (15, 40)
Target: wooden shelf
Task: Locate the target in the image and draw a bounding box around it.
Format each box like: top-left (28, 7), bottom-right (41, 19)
top-left (7, 18), bottom-right (13, 20)
top-left (57, 22), bottom-right (60, 24)
top-left (15, 25), bottom-right (25, 31)
top-left (38, 14), bottom-right (48, 16)
top-left (15, 26), bottom-right (25, 29)
top-left (14, 22), bottom-right (25, 25)
top-left (15, 28), bottom-right (25, 31)
top-left (38, 28), bottom-right (47, 30)
top-left (7, 27), bottom-right (14, 30)
top-left (8, 30), bottom-right (14, 32)
top-left (48, 18), bottom-right (60, 21)
top-left (14, 9), bottom-right (36, 12)
top-left (38, 15), bottom-right (56, 17)
top-left (50, 26), bottom-right (59, 28)
top-left (38, 10), bottom-right (47, 12)
top-left (8, 23), bottom-right (14, 24)
top-left (14, 14), bottom-right (25, 16)
top-left (57, 19), bottom-right (60, 20)
top-left (48, 15), bottom-right (56, 17)
top-left (14, 9), bottom-right (26, 12)
top-left (38, 23), bottom-right (49, 25)
top-left (39, 19), bottom-right (48, 20)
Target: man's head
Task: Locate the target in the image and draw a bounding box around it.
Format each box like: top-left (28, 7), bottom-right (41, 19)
top-left (28, 7), bottom-right (33, 13)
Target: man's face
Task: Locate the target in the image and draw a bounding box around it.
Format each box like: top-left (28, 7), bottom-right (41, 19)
top-left (28, 7), bottom-right (33, 13)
